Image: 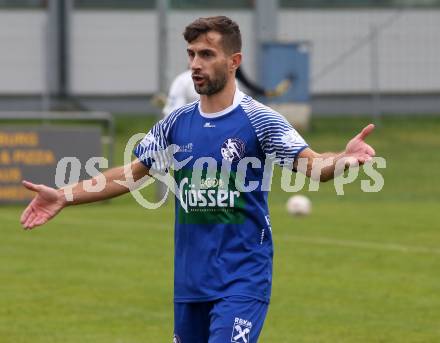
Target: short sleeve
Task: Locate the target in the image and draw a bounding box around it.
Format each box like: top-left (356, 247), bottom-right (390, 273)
top-left (242, 97), bottom-right (308, 166)
top-left (134, 119), bottom-right (171, 173)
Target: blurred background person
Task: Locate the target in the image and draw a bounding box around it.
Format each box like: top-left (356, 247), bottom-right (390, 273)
top-left (162, 66), bottom-right (292, 116)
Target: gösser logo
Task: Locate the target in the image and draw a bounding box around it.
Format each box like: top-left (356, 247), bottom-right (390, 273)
top-left (221, 138), bottom-right (245, 162)
top-left (54, 133), bottom-right (386, 208)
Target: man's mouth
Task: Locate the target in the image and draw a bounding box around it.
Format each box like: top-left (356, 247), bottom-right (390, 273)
top-left (192, 75), bottom-right (205, 85)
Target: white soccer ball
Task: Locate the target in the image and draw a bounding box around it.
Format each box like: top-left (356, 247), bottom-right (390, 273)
top-left (286, 195), bottom-right (312, 216)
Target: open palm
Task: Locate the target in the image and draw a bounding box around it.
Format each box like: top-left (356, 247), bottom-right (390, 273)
top-left (344, 124), bottom-right (376, 164)
top-left (20, 181), bottom-right (65, 230)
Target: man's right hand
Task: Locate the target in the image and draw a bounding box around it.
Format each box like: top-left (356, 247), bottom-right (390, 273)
top-left (20, 181), bottom-right (66, 230)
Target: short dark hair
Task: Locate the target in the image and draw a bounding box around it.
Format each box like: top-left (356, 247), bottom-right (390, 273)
top-left (183, 16), bottom-right (242, 54)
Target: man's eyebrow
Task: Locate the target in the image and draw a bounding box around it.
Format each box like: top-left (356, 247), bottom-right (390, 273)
top-left (186, 47), bottom-right (216, 54)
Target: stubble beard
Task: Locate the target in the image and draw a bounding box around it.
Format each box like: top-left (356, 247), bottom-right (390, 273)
top-left (194, 67), bottom-right (228, 96)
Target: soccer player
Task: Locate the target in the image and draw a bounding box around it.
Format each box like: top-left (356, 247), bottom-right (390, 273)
top-left (20, 16), bottom-right (375, 342)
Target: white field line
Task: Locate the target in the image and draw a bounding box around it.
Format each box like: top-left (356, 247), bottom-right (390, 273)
top-left (5, 212), bottom-right (440, 256)
top-left (281, 235), bottom-right (440, 256)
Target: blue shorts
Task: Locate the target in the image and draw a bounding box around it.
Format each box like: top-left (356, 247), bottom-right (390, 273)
top-left (174, 296), bottom-right (269, 343)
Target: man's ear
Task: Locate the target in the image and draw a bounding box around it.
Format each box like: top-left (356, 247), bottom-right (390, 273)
top-left (230, 52), bottom-right (242, 71)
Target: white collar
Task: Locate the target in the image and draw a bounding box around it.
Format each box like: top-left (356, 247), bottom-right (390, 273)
top-left (198, 88), bottom-right (245, 118)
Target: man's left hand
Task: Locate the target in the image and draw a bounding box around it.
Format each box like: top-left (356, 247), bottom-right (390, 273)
top-left (344, 124), bottom-right (376, 165)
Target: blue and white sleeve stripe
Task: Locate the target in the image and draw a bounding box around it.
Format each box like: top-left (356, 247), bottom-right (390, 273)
top-left (241, 96), bottom-right (308, 166)
top-left (134, 101), bottom-right (197, 172)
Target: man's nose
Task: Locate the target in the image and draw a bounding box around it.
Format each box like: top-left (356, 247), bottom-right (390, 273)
top-left (190, 55), bottom-right (202, 70)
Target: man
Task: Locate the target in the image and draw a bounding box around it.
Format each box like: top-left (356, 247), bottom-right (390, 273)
top-left (20, 16), bottom-right (375, 342)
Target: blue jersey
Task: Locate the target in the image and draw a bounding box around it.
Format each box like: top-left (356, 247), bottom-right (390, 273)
top-left (134, 90), bottom-right (308, 303)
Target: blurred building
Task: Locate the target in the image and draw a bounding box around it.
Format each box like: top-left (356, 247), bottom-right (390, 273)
top-left (0, 0), bottom-right (439, 115)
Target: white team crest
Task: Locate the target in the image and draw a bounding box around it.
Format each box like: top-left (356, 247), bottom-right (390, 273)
top-left (231, 317), bottom-right (252, 343)
top-left (221, 138), bottom-right (245, 162)
top-left (281, 129), bottom-right (301, 148)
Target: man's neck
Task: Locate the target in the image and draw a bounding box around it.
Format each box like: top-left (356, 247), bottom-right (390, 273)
top-left (199, 79), bottom-right (236, 114)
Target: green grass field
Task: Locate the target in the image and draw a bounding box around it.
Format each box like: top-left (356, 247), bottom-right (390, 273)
top-left (1, 116), bottom-right (439, 342)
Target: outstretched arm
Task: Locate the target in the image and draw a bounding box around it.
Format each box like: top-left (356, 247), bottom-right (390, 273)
top-left (294, 124), bottom-right (376, 182)
top-left (236, 67), bottom-right (293, 98)
top-left (20, 159), bottom-right (149, 230)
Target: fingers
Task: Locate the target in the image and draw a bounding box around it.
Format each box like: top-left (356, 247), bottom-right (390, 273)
top-left (20, 181), bottom-right (41, 227)
top-left (342, 155), bottom-right (359, 167)
top-left (22, 206), bottom-right (48, 230)
top-left (358, 155), bottom-right (373, 164)
top-left (366, 144), bottom-right (376, 156)
top-left (358, 124), bottom-right (375, 140)
top-left (20, 204), bottom-right (33, 225)
top-left (28, 215), bottom-right (47, 229)
top-left (23, 212), bottom-right (37, 230)
top-left (357, 152), bottom-right (375, 164)
top-left (22, 180), bottom-right (41, 193)
top-left (345, 152), bottom-right (374, 166)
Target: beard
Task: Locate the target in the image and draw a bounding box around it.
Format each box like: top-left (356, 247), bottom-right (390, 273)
top-left (193, 66), bottom-right (228, 96)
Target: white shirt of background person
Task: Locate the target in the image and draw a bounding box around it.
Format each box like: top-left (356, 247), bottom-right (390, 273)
top-left (162, 70), bottom-right (199, 117)
top-left (162, 69), bottom-right (241, 117)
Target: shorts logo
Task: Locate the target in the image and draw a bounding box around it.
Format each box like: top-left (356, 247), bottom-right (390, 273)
top-left (221, 138), bottom-right (245, 162)
top-left (231, 317), bottom-right (252, 343)
top-left (173, 334), bottom-right (181, 343)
